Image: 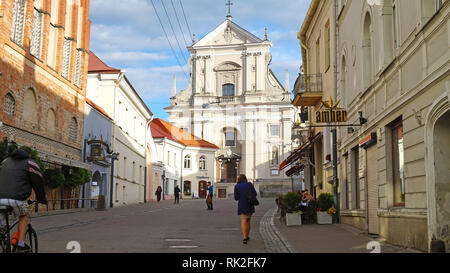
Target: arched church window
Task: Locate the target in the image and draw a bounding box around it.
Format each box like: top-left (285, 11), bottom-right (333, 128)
top-left (23, 88), bottom-right (37, 123)
top-left (362, 12), bottom-right (373, 89)
top-left (222, 84), bottom-right (235, 97)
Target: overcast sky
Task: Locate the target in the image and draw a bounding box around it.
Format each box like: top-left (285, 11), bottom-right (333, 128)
top-left (89, 0), bottom-right (311, 119)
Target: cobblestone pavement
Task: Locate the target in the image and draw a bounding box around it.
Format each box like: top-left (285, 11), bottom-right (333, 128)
top-left (259, 207), bottom-right (295, 253)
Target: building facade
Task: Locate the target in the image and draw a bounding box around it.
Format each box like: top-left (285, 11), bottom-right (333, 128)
top-left (288, 0), bottom-right (338, 199)
top-left (336, 0), bottom-right (449, 252)
top-left (0, 0), bottom-right (91, 171)
top-left (81, 98), bottom-right (113, 208)
top-left (150, 118), bottom-right (218, 201)
top-left (87, 52), bottom-right (153, 207)
top-left (165, 15), bottom-right (295, 197)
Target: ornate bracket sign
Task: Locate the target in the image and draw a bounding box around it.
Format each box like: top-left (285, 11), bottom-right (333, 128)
top-left (87, 139), bottom-right (107, 162)
top-left (315, 96), bottom-right (348, 123)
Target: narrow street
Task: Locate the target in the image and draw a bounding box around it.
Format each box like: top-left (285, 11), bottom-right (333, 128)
top-left (30, 198), bottom-right (418, 253)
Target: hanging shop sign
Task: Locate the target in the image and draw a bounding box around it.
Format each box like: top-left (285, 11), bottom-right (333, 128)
top-left (315, 97), bottom-right (348, 123)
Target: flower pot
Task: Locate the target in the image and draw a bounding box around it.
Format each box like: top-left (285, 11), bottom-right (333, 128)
top-left (317, 211), bottom-right (332, 224)
top-left (286, 212), bottom-right (302, 226)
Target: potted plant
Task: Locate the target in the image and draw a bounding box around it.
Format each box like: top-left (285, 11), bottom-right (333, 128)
top-left (282, 192), bottom-right (303, 226)
top-left (317, 193), bottom-right (334, 224)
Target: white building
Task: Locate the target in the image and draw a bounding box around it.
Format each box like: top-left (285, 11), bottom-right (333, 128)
top-left (165, 15), bottom-right (296, 197)
top-left (149, 118), bottom-right (218, 200)
top-left (87, 52), bottom-right (153, 206)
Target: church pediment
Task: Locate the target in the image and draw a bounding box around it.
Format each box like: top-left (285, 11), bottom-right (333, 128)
top-left (214, 62), bottom-right (241, 72)
top-left (194, 20), bottom-right (263, 47)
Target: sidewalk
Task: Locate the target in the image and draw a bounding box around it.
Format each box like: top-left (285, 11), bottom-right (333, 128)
top-left (272, 211), bottom-right (423, 253)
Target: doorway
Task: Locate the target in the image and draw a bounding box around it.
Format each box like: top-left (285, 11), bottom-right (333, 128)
top-left (366, 145), bottom-right (379, 235)
top-left (198, 181), bottom-right (207, 199)
top-left (225, 162), bottom-right (237, 183)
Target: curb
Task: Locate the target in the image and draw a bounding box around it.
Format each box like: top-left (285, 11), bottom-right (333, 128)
top-left (259, 207), bottom-right (296, 253)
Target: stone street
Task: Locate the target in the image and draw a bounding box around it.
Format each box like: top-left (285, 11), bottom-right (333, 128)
top-left (28, 198), bottom-right (419, 253)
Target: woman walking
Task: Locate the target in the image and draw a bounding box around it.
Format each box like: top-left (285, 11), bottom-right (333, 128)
top-left (155, 186), bottom-right (162, 202)
top-left (234, 174), bottom-right (258, 244)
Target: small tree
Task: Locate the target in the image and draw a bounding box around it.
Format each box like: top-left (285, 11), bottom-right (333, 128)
top-left (283, 192), bottom-right (302, 211)
top-left (317, 193), bottom-right (334, 211)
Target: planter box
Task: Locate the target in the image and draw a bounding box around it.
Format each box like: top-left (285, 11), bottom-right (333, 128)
top-left (317, 211), bottom-right (332, 224)
top-left (286, 212), bottom-right (302, 226)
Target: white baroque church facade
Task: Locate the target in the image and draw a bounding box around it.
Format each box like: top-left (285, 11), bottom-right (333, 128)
top-left (165, 16), bottom-right (295, 197)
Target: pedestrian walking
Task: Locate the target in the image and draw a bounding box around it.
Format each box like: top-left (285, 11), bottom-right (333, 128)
top-left (206, 182), bottom-right (214, 210)
top-left (155, 186), bottom-right (162, 202)
top-left (174, 185), bottom-right (181, 204)
top-left (234, 174), bottom-right (258, 244)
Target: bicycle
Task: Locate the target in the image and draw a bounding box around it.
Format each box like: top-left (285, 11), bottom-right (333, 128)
top-left (0, 200), bottom-right (38, 253)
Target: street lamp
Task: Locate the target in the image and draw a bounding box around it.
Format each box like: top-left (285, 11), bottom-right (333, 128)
top-left (162, 170), bottom-right (166, 200)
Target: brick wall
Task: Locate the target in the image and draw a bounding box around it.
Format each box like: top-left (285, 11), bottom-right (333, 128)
top-left (0, 0), bottom-right (91, 161)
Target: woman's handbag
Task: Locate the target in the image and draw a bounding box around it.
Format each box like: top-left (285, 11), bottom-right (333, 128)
top-left (247, 184), bottom-right (259, 206)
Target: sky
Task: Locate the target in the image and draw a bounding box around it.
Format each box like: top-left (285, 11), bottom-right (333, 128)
top-left (89, 0), bottom-right (311, 120)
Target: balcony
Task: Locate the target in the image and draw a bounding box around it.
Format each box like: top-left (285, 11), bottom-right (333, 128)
top-left (292, 74), bottom-right (323, 106)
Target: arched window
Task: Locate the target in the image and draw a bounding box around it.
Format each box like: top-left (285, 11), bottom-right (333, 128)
top-left (199, 156), bottom-right (206, 170)
top-left (184, 155), bottom-right (191, 169)
top-left (340, 55), bottom-right (346, 107)
top-left (23, 89), bottom-right (37, 123)
top-left (69, 117), bottom-right (78, 141)
top-left (4, 93), bottom-right (16, 116)
top-left (222, 84), bottom-right (235, 97)
top-left (47, 108), bottom-right (56, 133)
top-left (11, 0), bottom-right (27, 46)
top-left (362, 12), bottom-right (373, 89)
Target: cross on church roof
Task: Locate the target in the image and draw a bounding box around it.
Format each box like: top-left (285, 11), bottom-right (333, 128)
top-left (226, 0), bottom-right (233, 18)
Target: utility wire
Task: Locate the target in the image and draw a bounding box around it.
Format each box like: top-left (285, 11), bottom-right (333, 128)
top-left (150, 0), bottom-right (189, 82)
top-left (179, 0), bottom-right (193, 39)
top-left (161, 0), bottom-right (189, 64)
top-left (170, 0), bottom-right (190, 49)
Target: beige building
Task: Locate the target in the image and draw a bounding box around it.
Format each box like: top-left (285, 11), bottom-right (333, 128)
top-left (336, 0), bottom-right (449, 252)
top-left (166, 15), bottom-right (295, 197)
top-left (87, 52), bottom-right (153, 207)
top-left (287, 0), bottom-right (338, 199)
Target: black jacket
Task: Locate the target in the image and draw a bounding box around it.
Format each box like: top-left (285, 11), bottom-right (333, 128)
top-left (0, 149), bottom-right (47, 203)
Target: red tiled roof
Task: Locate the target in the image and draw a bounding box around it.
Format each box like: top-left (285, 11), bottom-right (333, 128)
top-left (150, 118), bottom-right (219, 149)
top-left (86, 98), bottom-right (113, 120)
top-left (88, 51), bottom-right (121, 73)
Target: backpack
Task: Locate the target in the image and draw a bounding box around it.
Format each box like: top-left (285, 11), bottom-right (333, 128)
top-left (247, 183), bottom-right (259, 206)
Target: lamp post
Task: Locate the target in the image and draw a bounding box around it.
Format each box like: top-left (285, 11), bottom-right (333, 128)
top-left (162, 170), bottom-right (166, 200)
top-left (108, 152), bottom-right (119, 208)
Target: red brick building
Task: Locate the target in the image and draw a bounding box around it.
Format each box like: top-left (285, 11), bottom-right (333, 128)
top-left (0, 0), bottom-right (91, 169)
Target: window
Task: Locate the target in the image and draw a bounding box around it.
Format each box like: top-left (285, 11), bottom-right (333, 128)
top-left (69, 117), bottom-right (78, 141)
top-left (362, 12), bottom-right (373, 89)
top-left (392, 0), bottom-right (398, 50)
top-left (271, 146), bottom-right (279, 166)
top-left (167, 151), bottom-right (170, 166)
top-left (184, 155), bottom-right (191, 169)
top-left (270, 124), bottom-right (280, 137)
top-left (436, 0), bottom-right (444, 11)
top-left (222, 84), bottom-right (235, 97)
top-left (174, 153), bottom-right (177, 167)
top-left (47, 109), bottom-right (56, 133)
top-left (11, 0), bottom-right (26, 46)
top-left (132, 161), bottom-right (136, 182)
top-left (352, 147), bottom-right (360, 209)
top-left (61, 38), bottom-right (72, 79)
top-left (391, 121), bottom-right (405, 206)
top-left (123, 157), bottom-right (127, 178)
top-left (165, 178), bottom-right (169, 195)
top-left (225, 128), bottom-right (236, 147)
top-left (30, 2), bottom-right (44, 59)
top-left (184, 181), bottom-right (191, 195)
top-left (199, 156), bottom-right (206, 170)
top-left (4, 93), bottom-right (15, 116)
top-left (74, 50), bottom-right (82, 87)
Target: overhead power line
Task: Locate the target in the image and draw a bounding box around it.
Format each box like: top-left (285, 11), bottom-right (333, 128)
top-left (149, 0), bottom-right (189, 82)
top-left (161, 0), bottom-right (189, 64)
top-left (179, 0), bottom-right (193, 39)
top-left (170, 0), bottom-right (190, 49)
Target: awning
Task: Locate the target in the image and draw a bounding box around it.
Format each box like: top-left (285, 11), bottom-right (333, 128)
top-left (279, 132), bottom-right (322, 171)
top-left (286, 164), bottom-right (305, 177)
top-left (38, 150), bottom-right (90, 170)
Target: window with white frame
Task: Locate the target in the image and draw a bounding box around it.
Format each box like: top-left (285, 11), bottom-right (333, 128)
top-left (47, 0), bottom-right (60, 69)
top-left (270, 124), bottom-right (280, 137)
top-left (199, 156), bottom-right (206, 170)
top-left (184, 155), bottom-right (191, 169)
top-left (74, 49), bottom-right (82, 87)
top-left (224, 128), bottom-right (236, 147)
top-left (11, 0), bottom-right (27, 46)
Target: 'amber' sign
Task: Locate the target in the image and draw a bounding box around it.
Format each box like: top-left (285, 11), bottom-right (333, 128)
top-left (315, 97), bottom-right (348, 123)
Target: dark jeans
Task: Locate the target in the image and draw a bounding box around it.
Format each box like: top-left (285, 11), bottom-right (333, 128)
top-left (174, 195), bottom-right (180, 204)
top-left (207, 194), bottom-right (213, 210)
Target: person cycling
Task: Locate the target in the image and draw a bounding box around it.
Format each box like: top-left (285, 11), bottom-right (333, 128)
top-left (0, 146), bottom-right (47, 253)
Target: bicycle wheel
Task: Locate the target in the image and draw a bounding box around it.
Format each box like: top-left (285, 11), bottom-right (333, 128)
top-left (25, 225), bottom-right (38, 253)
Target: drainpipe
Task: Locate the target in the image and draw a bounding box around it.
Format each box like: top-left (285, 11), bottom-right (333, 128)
top-left (180, 146), bottom-right (186, 199)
